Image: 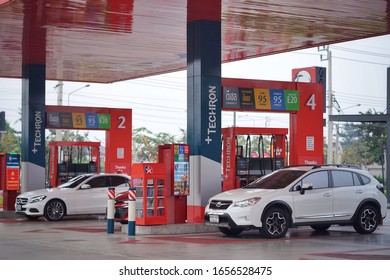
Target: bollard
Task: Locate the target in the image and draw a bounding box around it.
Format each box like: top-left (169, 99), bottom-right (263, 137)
top-left (107, 187), bottom-right (115, 234)
top-left (128, 187), bottom-right (136, 236)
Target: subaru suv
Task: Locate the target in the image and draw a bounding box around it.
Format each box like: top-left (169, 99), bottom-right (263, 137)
top-left (204, 165), bottom-right (387, 238)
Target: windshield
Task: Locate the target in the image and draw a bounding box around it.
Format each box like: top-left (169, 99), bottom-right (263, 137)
top-left (57, 174), bottom-right (93, 189)
top-left (244, 169), bottom-right (306, 189)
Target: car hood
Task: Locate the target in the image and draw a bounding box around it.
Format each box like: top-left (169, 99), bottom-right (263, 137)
top-left (210, 188), bottom-right (277, 202)
top-left (18, 187), bottom-right (73, 198)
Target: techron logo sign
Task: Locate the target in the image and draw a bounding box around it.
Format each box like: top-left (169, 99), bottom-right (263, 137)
top-left (201, 83), bottom-right (221, 163)
top-left (204, 85), bottom-right (218, 145)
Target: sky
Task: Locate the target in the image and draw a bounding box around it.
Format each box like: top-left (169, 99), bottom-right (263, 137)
top-left (0, 34), bottom-right (389, 145)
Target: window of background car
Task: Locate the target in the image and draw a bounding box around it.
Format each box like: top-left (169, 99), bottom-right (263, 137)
top-left (86, 177), bottom-right (107, 189)
top-left (58, 175), bottom-right (92, 189)
top-left (110, 176), bottom-right (130, 187)
top-left (301, 171), bottom-right (329, 189)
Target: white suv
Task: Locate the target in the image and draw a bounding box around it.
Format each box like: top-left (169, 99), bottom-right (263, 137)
top-left (204, 165), bottom-right (387, 238)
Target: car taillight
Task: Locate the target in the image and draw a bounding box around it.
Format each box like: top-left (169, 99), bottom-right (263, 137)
top-left (376, 184), bottom-right (385, 194)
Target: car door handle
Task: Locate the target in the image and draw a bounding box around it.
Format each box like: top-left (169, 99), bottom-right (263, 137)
top-left (323, 193), bottom-right (332, 197)
top-left (356, 190), bottom-right (364, 194)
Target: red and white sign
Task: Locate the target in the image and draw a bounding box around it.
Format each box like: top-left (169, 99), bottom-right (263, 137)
top-left (128, 189), bottom-right (136, 201)
top-left (6, 168), bottom-right (20, 190)
top-left (107, 188), bottom-right (115, 199)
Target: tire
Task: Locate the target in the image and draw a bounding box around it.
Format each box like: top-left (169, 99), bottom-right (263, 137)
top-left (25, 215), bottom-right (40, 220)
top-left (353, 205), bottom-right (379, 234)
top-left (310, 224), bottom-right (331, 232)
top-left (44, 199), bottom-right (66, 221)
top-left (260, 207), bottom-right (290, 239)
top-left (218, 227), bottom-right (244, 236)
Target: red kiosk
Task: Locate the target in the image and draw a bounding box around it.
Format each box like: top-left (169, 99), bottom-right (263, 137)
top-left (129, 144), bottom-right (190, 225)
top-left (131, 162), bottom-right (167, 225)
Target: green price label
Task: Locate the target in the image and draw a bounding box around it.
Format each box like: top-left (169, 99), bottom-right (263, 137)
top-left (284, 90), bottom-right (299, 110)
top-left (98, 114), bottom-right (110, 129)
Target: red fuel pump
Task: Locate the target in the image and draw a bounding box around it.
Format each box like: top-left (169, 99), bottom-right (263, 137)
top-left (222, 127), bottom-right (288, 192)
top-left (48, 141), bottom-right (101, 187)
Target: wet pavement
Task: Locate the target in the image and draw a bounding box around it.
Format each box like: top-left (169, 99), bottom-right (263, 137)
top-left (0, 209), bottom-right (390, 260)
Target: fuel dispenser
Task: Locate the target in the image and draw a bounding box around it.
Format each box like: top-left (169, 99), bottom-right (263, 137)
top-left (48, 141), bottom-right (100, 187)
top-left (0, 153), bottom-right (20, 210)
top-left (222, 127), bottom-right (288, 192)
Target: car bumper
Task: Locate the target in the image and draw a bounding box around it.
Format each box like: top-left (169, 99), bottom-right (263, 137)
top-left (205, 206), bottom-right (257, 228)
top-left (15, 202), bottom-right (45, 216)
top-left (204, 212), bottom-right (237, 228)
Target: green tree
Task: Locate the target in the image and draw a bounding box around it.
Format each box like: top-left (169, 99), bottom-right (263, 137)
top-left (0, 120), bottom-right (21, 154)
top-left (339, 109), bottom-right (386, 165)
top-left (235, 135), bottom-right (272, 157)
top-left (132, 127), bottom-right (183, 162)
top-left (46, 129), bottom-right (90, 142)
top-left (177, 128), bottom-right (187, 143)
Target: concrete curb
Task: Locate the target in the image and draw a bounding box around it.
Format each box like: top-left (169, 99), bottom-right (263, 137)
top-left (121, 223), bottom-right (219, 235)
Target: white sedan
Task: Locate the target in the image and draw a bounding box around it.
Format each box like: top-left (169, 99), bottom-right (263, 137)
top-left (15, 173), bottom-right (130, 221)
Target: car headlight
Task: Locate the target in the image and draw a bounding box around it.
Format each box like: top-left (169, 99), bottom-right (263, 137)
top-left (30, 195), bottom-right (47, 204)
top-left (233, 197), bottom-right (261, 208)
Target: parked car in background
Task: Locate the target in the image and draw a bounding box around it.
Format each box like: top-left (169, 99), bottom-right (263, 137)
top-left (15, 173), bottom-right (131, 221)
top-left (114, 190), bottom-right (129, 224)
top-left (205, 165), bottom-right (387, 238)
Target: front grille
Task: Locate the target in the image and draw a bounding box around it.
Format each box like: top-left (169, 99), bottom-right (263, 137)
top-left (16, 197), bottom-right (28, 205)
top-left (209, 200), bottom-right (232, 210)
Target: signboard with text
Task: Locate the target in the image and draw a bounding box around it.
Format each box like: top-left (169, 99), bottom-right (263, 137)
top-left (47, 112), bottom-right (111, 130)
top-left (173, 144), bottom-right (190, 196)
top-left (223, 87), bottom-right (299, 111)
top-left (6, 153), bottom-right (20, 190)
top-left (221, 77), bottom-right (324, 166)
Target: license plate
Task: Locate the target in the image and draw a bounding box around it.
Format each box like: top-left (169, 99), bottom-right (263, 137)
top-left (209, 214), bottom-right (219, 223)
top-left (16, 204), bottom-right (22, 211)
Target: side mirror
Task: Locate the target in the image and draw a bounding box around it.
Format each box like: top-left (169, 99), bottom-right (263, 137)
top-left (80, 184), bottom-right (91, 190)
top-left (298, 183), bottom-right (313, 195)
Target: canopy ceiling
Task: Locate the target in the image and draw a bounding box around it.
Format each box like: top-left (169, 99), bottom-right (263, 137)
top-left (0, 0), bottom-right (389, 83)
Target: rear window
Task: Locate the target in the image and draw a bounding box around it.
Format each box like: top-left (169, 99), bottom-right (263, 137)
top-left (244, 169), bottom-right (306, 189)
top-left (353, 173), bottom-right (363, 186)
top-left (359, 174), bottom-right (371, 185)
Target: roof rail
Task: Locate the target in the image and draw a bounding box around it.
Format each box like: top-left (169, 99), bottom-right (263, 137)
top-left (312, 164), bottom-right (362, 170)
top-left (283, 164), bottom-right (362, 170)
top-left (282, 164), bottom-right (318, 169)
